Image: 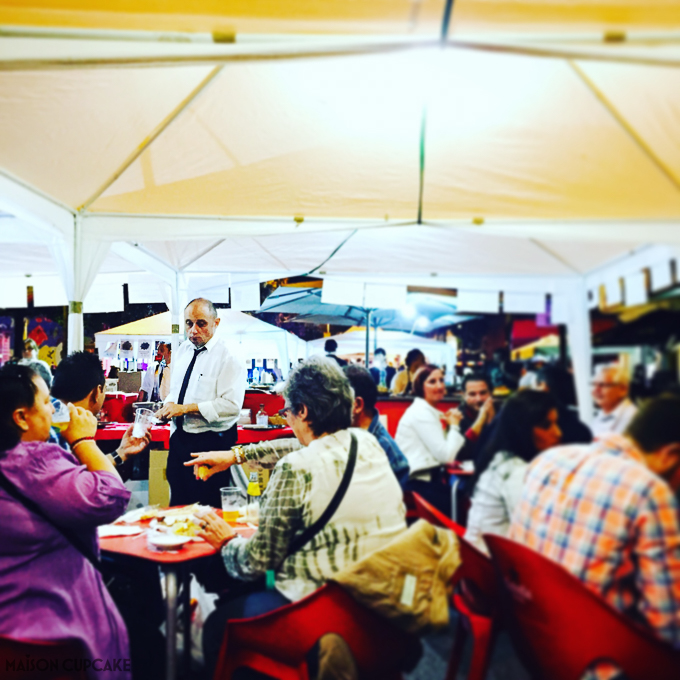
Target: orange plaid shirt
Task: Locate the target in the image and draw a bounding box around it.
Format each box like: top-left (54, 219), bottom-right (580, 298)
top-left (510, 434), bottom-right (680, 648)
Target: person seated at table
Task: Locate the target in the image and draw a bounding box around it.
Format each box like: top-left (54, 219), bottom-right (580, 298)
top-left (52, 352), bottom-right (160, 679)
top-left (191, 357), bottom-right (407, 675)
top-left (395, 364), bottom-right (464, 517)
top-left (464, 390), bottom-right (562, 552)
top-left (0, 364), bottom-right (132, 679)
top-left (510, 395), bottom-right (680, 659)
top-left (52, 351), bottom-right (150, 477)
top-left (591, 363), bottom-right (638, 438)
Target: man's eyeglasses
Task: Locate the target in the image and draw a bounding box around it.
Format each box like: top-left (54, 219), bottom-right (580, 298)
top-left (591, 382), bottom-right (622, 389)
top-left (278, 406), bottom-right (292, 417)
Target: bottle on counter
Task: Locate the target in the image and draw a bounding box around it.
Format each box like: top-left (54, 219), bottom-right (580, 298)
top-left (256, 404), bottom-right (269, 427)
top-left (246, 471), bottom-right (261, 523)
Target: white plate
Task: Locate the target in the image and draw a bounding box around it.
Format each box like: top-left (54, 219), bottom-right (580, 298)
top-left (147, 533), bottom-right (191, 550)
top-left (98, 525), bottom-right (144, 538)
top-left (241, 424), bottom-right (272, 430)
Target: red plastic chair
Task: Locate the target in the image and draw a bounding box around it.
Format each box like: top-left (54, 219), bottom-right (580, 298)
top-left (213, 582), bottom-right (421, 679)
top-left (484, 534), bottom-right (680, 680)
top-left (407, 492), bottom-right (497, 680)
top-left (0, 636), bottom-right (88, 679)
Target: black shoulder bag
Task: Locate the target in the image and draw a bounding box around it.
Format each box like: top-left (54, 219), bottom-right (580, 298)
top-left (286, 432), bottom-right (358, 557)
top-left (0, 469), bottom-right (102, 572)
top-left (265, 432), bottom-right (358, 589)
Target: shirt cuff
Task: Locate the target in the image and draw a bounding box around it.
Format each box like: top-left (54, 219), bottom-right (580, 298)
top-left (465, 428), bottom-right (479, 442)
top-left (197, 400), bottom-right (220, 424)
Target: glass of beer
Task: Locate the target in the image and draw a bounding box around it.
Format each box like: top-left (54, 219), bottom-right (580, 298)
top-left (220, 487), bottom-right (246, 523)
top-left (52, 400), bottom-right (70, 432)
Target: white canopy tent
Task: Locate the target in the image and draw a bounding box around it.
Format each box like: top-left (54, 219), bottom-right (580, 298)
top-left (1, 1), bottom-right (680, 423)
top-left (94, 310), bottom-right (307, 377)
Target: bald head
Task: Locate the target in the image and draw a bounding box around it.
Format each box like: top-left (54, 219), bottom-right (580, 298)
top-left (184, 298), bottom-right (220, 348)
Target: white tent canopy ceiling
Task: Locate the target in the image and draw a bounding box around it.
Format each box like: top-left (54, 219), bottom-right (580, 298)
top-left (1, 0), bottom-right (680, 422)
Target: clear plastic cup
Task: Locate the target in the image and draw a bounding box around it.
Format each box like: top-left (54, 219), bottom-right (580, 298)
top-left (52, 400), bottom-right (70, 432)
top-left (132, 407), bottom-right (154, 438)
top-left (221, 487), bottom-right (246, 523)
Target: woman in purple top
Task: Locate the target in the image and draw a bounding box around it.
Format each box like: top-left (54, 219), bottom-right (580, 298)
top-left (0, 364), bottom-right (132, 679)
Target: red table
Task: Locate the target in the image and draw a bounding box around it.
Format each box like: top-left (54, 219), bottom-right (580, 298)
top-left (94, 423), bottom-right (294, 449)
top-left (100, 511), bottom-right (255, 680)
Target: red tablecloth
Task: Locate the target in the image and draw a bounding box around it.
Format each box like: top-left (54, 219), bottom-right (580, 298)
top-left (94, 423), bottom-right (293, 449)
top-left (99, 510), bottom-right (256, 564)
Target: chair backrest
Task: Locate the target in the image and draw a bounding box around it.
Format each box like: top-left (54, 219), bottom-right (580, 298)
top-left (408, 491), bottom-right (496, 612)
top-left (485, 534), bottom-right (680, 680)
top-left (0, 636), bottom-right (88, 680)
top-left (216, 582), bottom-right (421, 678)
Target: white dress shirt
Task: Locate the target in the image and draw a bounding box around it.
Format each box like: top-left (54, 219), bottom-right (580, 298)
top-left (165, 335), bottom-right (246, 434)
top-left (395, 397), bottom-right (465, 478)
top-left (592, 398), bottom-right (638, 439)
top-left (140, 361), bottom-right (171, 401)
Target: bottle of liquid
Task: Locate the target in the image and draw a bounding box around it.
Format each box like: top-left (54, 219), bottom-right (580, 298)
top-left (256, 404), bottom-right (269, 427)
top-left (246, 471), bottom-right (261, 523)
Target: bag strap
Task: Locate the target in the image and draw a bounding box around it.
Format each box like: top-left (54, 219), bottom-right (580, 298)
top-left (286, 432), bottom-right (358, 559)
top-left (0, 468), bottom-right (102, 572)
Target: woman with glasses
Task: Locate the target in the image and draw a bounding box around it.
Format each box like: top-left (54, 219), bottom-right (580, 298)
top-left (188, 357), bottom-right (407, 675)
top-left (0, 364), bottom-right (131, 679)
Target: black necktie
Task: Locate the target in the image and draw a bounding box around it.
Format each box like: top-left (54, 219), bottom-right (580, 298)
top-left (176, 347), bottom-right (206, 430)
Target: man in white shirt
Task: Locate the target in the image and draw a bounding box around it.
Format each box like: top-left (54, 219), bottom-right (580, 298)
top-left (591, 363), bottom-right (638, 438)
top-left (156, 298), bottom-right (246, 507)
top-left (138, 341), bottom-right (172, 403)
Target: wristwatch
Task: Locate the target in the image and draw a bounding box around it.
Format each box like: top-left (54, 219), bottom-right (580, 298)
top-left (111, 451), bottom-right (125, 467)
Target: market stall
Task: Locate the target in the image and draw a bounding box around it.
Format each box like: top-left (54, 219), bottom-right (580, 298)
top-left (94, 309), bottom-right (307, 379)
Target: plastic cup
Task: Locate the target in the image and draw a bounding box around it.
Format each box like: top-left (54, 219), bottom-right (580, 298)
top-left (221, 487), bottom-right (246, 523)
top-left (132, 407), bottom-right (154, 438)
top-left (52, 400), bottom-right (70, 432)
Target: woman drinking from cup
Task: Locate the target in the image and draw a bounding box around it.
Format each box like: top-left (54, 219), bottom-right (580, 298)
top-left (0, 365), bottom-right (132, 679)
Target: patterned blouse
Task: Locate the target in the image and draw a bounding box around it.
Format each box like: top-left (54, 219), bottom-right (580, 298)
top-left (222, 428), bottom-right (407, 601)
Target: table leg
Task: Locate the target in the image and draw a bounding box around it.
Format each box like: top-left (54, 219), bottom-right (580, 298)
top-left (164, 566), bottom-right (178, 680)
top-left (181, 566), bottom-right (192, 677)
top-left (450, 476), bottom-right (460, 524)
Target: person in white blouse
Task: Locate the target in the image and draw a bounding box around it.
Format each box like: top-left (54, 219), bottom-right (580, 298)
top-left (155, 299), bottom-right (246, 507)
top-left (395, 364), bottom-right (464, 516)
top-left (465, 390), bottom-right (562, 552)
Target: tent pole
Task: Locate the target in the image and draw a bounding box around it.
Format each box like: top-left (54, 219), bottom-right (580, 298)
top-left (365, 310), bottom-right (371, 367)
top-left (565, 278), bottom-right (594, 425)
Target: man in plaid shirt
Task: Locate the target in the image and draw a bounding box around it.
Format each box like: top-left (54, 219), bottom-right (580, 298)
top-left (510, 396), bottom-right (680, 657)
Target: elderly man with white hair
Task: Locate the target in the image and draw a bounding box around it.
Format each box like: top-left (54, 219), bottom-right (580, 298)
top-left (591, 363), bottom-right (638, 438)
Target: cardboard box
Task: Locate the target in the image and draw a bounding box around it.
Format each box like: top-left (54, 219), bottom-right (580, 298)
top-left (149, 448), bottom-right (170, 507)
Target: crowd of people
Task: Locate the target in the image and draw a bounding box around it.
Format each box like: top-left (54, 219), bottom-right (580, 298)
top-left (0, 297), bottom-right (679, 679)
